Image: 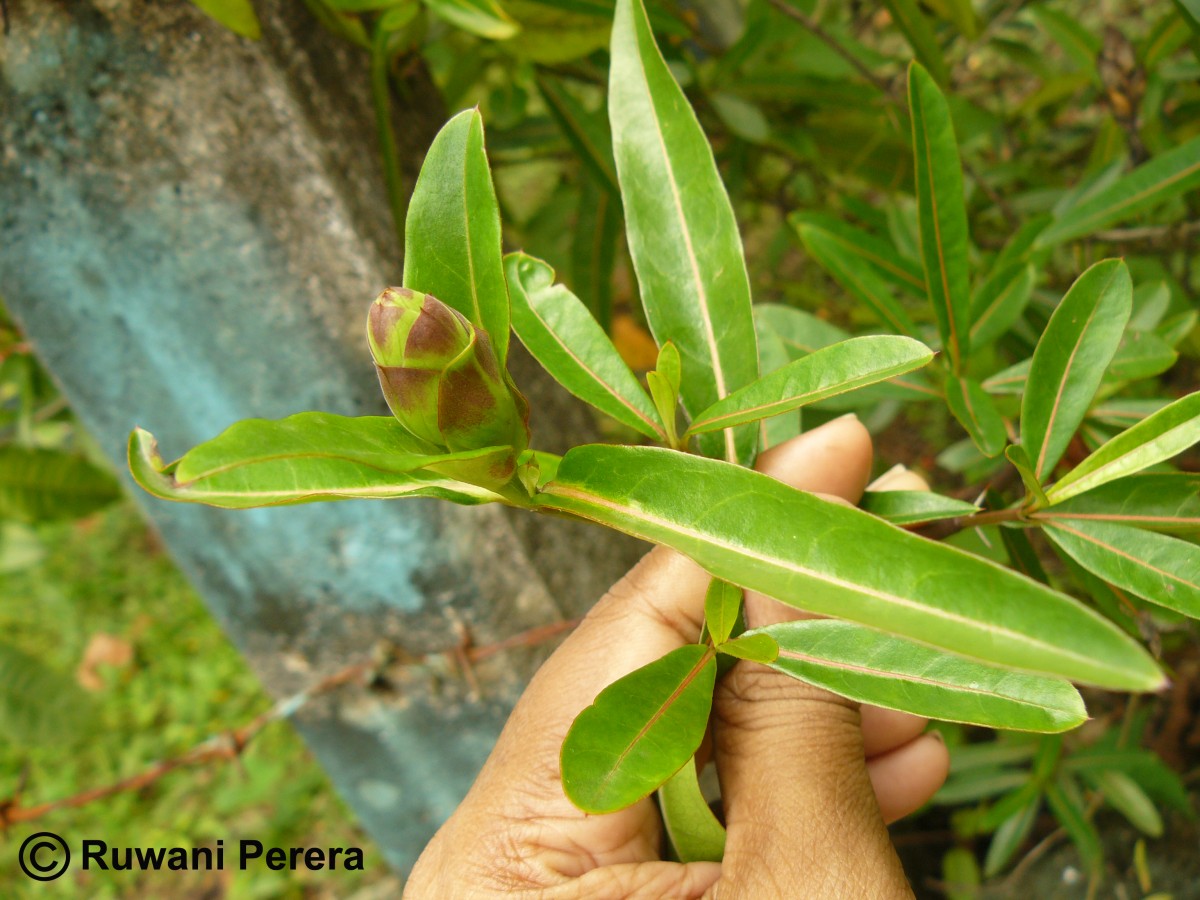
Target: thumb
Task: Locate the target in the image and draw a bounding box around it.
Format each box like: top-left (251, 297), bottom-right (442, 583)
top-left (712, 417), bottom-right (913, 898)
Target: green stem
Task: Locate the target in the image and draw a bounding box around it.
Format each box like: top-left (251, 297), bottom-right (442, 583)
top-left (370, 26), bottom-right (407, 252)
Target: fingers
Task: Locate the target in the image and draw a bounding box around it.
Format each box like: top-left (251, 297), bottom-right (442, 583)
top-left (867, 733), bottom-right (950, 824)
top-left (712, 418), bottom-right (915, 896)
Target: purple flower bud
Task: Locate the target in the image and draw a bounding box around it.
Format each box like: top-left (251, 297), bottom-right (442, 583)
top-left (367, 288), bottom-right (530, 458)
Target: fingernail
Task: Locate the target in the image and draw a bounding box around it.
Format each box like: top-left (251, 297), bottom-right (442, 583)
top-left (868, 463), bottom-right (909, 491)
top-left (927, 729), bottom-right (945, 744)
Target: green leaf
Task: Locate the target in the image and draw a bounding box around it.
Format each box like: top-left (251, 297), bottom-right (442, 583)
top-left (1046, 392), bottom-right (1200, 503)
top-left (538, 444), bottom-right (1163, 690)
top-left (754, 303), bottom-right (850, 356)
top-left (536, 73), bottom-right (620, 197)
top-left (1000, 523), bottom-right (1051, 584)
top-left (189, 0), bottom-right (262, 39)
top-left (423, 0), bottom-right (519, 38)
top-left (984, 797), bottom-right (1040, 877)
top-left (659, 757), bottom-right (726, 863)
top-left (1036, 136), bottom-right (1200, 247)
top-left (757, 620), bottom-right (1087, 732)
top-left (561, 645), bottom-right (717, 813)
top-left (704, 578), bottom-right (741, 645)
top-left (1005, 445), bottom-right (1050, 507)
top-left (1028, 5), bottom-right (1101, 77)
top-left (0, 642), bottom-right (96, 748)
top-left (129, 417), bottom-right (509, 509)
top-left (1088, 398), bottom-right (1171, 429)
top-left (754, 324), bottom-right (801, 448)
top-left (796, 224), bottom-right (920, 337)
top-left (404, 109), bottom-right (511, 366)
top-left (648, 341), bottom-right (683, 447)
top-left (1105, 331), bottom-right (1178, 384)
top-left (970, 263), bottom-right (1036, 347)
top-left (610, 0), bottom-right (759, 465)
top-left (1046, 774), bottom-right (1102, 873)
top-left (506, 252), bottom-right (664, 441)
top-left (1177, 0), bottom-right (1200, 36)
top-left (910, 62), bottom-right (972, 371)
top-left (717, 632), bottom-right (778, 663)
top-left (1034, 474), bottom-right (1200, 534)
top-left (860, 490), bottom-right (979, 526)
top-left (686, 336), bottom-right (933, 436)
top-left (946, 373), bottom-right (1007, 458)
top-left (1043, 518), bottom-right (1200, 618)
top-left (885, 0), bottom-right (951, 84)
top-left (943, 847), bottom-right (982, 900)
top-left (983, 358), bottom-right (1030, 396)
top-left (1021, 259), bottom-right (1132, 481)
top-left (0, 447), bottom-right (120, 523)
top-left (1086, 770), bottom-right (1163, 837)
top-left (787, 212), bottom-right (926, 296)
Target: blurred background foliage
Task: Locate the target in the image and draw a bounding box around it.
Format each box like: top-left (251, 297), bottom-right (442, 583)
top-left (3, 0), bottom-right (1200, 894)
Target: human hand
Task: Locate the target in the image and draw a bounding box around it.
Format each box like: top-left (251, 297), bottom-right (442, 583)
top-left (405, 415), bottom-right (950, 898)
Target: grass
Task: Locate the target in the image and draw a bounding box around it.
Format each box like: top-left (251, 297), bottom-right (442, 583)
top-left (0, 502), bottom-right (391, 898)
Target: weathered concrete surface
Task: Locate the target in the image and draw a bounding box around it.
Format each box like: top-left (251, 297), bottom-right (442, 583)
top-left (0, 0), bottom-right (641, 872)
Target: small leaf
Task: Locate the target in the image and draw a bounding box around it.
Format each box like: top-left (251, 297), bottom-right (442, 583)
top-left (1046, 392), bottom-right (1200, 503)
top-left (704, 578), bottom-right (741, 645)
top-left (885, 0), bottom-right (951, 84)
top-left (129, 418), bottom-right (510, 509)
top-left (561, 645), bottom-right (717, 813)
top-left (717, 632), bottom-right (778, 663)
top-left (1105, 331), bottom-right (1178, 384)
top-left (910, 62), bottom-right (972, 371)
top-left (189, 0), bottom-right (262, 39)
top-left (686, 336), bottom-right (934, 436)
top-left (797, 224), bottom-right (919, 336)
top-left (1043, 518), bottom-right (1200, 618)
top-left (1021, 259), bottom-right (1132, 481)
top-left (984, 798), bottom-right (1040, 877)
top-left (946, 373), bottom-right (1007, 458)
top-left (943, 847), bottom-right (982, 900)
top-left (1034, 474), bottom-right (1200, 534)
top-left (1046, 774), bottom-right (1102, 873)
top-left (860, 490), bottom-right (979, 526)
top-left (506, 252), bottom-right (665, 441)
top-left (0, 447), bottom-right (120, 523)
top-left (659, 757), bottom-right (725, 863)
top-left (757, 620), bottom-right (1088, 732)
top-left (538, 444), bottom-right (1163, 690)
top-left (1037, 135), bottom-right (1200, 247)
top-left (423, 0), bottom-right (519, 39)
top-left (788, 212), bottom-right (926, 296)
top-left (404, 109), bottom-right (511, 366)
top-left (648, 341), bottom-right (683, 446)
top-left (1087, 770), bottom-right (1163, 837)
top-left (1005, 445), bottom-right (1049, 508)
top-left (971, 263), bottom-right (1036, 347)
top-left (610, 0), bottom-right (758, 465)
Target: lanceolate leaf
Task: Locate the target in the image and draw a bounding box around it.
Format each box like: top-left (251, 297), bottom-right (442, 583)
top-left (128, 418), bottom-right (509, 509)
top-left (1105, 331), bottom-right (1178, 384)
top-left (704, 578), bottom-right (742, 645)
top-left (756, 620), bottom-right (1087, 732)
top-left (423, 0), bottom-right (519, 39)
top-left (1043, 519), bottom-right (1200, 618)
top-left (1037, 135), bottom-right (1200, 247)
top-left (717, 632), bottom-right (778, 663)
top-left (797, 224), bottom-right (919, 336)
top-left (1021, 259), bottom-right (1132, 481)
top-left (537, 444), bottom-right (1163, 690)
top-left (860, 490), bottom-right (979, 526)
top-left (610, 0), bottom-right (758, 465)
top-left (404, 109), bottom-right (511, 366)
top-left (884, 0), bottom-right (951, 84)
top-left (946, 373), bottom-right (1007, 458)
top-left (910, 62), bottom-right (972, 371)
top-left (788, 212), bottom-right (926, 295)
top-left (1046, 392), bottom-right (1200, 503)
top-left (561, 645), bottom-right (717, 813)
top-left (971, 263), bottom-right (1036, 347)
top-left (506, 253), bottom-right (665, 441)
top-left (1034, 474), bottom-right (1200, 533)
top-left (686, 336), bottom-right (934, 436)
top-left (0, 447), bottom-right (121, 523)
